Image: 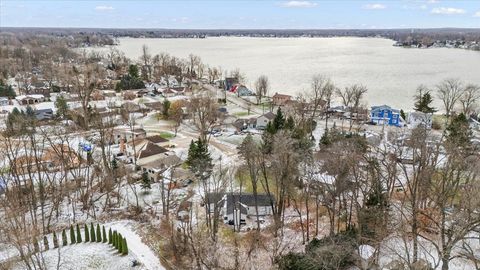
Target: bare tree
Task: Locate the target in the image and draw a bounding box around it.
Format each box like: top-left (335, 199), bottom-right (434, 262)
top-left (187, 91), bottom-right (219, 142)
top-left (459, 83), bottom-right (480, 116)
top-left (255, 75), bottom-right (269, 105)
top-left (437, 78), bottom-right (464, 120)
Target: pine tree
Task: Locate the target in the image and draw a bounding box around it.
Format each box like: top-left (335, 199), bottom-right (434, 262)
top-left (62, 229), bottom-right (68, 246)
top-left (76, 224), bottom-right (82, 243)
top-left (70, 225), bottom-right (76, 244)
top-left (186, 139), bottom-right (198, 167)
top-left (102, 226), bottom-right (107, 243)
top-left (53, 232), bottom-right (59, 248)
top-left (84, 224), bottom-right (90, 242)
top-left (122, 238), bottom-right (128, 255)
top-left (108, 228), bottom-right (113, 244)
top-left (96, 224), bottom-right (102, 242)
top-left (273, 107), bottom-right (285, 131)
top-left (43, 235), bottom-right (49, 251)
top-left (90, 223), bottom-right (95, 242)
top-left (414, 89), bottom-right (437, 114)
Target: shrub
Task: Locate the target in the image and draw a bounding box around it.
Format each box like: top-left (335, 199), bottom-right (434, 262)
top-left (76, 224), bottom-right (82, 243)
top-left (108, 228), bottom-right (112, 244)
top-left (122, 238), bottom-right (128, 255)
top-left (84, 224), bottom-right (90, 242)
top-left (53, 232), bottom-right (59, 248)
top-left (102, 226), bottom-right (107, 243)
top-left (62, 229), bottom-right (67, 246)
top-left (96, 224), bottom-right (102, 242)
top-left (70, 225), bottom-right (76, 244)
top-left (43, 236), bottom-right (49, 251)
top-left (90, 223), bottom-right (95, 242)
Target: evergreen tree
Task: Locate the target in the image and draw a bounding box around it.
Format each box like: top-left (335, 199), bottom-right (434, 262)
top-left (273, 107), bottom-right (285, 131)
top-left (122, 238), bottom-right (128, 255)
top-left (186, 138), bottom-right (213, 177)
top-left (43, 235), bottom-right (49, 251)
top-left (0, 80), bottom-right (16, 98)
top-left (108, 228), bottom-right (113, 244)
top-left (446, 113), bottom-right (472, 149)
top-left (96, 224), bottom-right (102, 242)
top-left (285, 115), bottom-right (295, 130)
top-left (400, 109), bottom-right (407, 121)
top-left (117, 234), bottom-right (123, 253)
top-left (141, 171), bottom-right (152, 190)
top-left (62, 229), bottom-right (68, 246)
top-left (55, 95), bottom-right (69, 119)
top-left (414, 90), bottom-right (437, 113)
top-left (70, 225), bottom-right (76, 244)
top-left (76, 224), bottom-right (82, 243)
top-left (90, 223), bottom-right (95, 242)
top-left (113, 231), bottom-right (117, 248)
top-left (53, 232), bottom-right (59, 248)
top-left (102, 226), bottom-right (107, 243)
top-left (84, 224), bottom-right (90, 242)
top-left (185, 140), bottom-right (198, 167)
top-left (162, 98), bottom-right (171, 118)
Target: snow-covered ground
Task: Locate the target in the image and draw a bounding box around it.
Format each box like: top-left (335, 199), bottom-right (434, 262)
top-left (2, 220), bottom-right (165, 270)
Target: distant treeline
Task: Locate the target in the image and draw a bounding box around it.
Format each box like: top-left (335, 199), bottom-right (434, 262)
top-left (1, 27), bottom-right (480, 46)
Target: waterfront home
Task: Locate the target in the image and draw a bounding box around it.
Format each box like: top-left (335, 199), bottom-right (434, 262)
top-left (256, 112), bottom-right (276, 129)
top-left (272, 92), bottom-right (292, 106)
top-left (408, 111), bottom-right (433, 129)
top-left (370, 105), bottom-right (404, 127)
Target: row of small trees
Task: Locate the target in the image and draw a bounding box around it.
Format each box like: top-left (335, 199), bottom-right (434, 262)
top-left (37, 223), bottom-right (128, 255)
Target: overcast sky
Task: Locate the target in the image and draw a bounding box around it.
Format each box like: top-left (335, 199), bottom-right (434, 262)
top-left (1, 0), bottom-right (479, 29)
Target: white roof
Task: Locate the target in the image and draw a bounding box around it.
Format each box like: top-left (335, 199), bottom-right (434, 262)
top-left (15, 94), bottom-right (45, 100)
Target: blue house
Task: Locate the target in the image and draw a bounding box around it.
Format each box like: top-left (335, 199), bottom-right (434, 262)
top-left (370, 105), bottom-right (404, 127)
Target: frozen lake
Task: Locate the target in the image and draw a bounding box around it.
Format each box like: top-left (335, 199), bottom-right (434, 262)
top-left (91, 37), bottom-right (480, 110)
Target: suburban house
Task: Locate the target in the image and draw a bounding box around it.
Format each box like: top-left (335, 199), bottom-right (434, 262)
top-left (140, 153), bottom-right (182, 182)
top-left (205, 192), bottom-right (275, 229)
top-left (408, 111), bottom-right (433, 129)
top-left (11, 144), bottom-right (81, 174)
top-left (272, 93), bottom-right (292, 106)
top-left (0, 97), bottom-right (9, 106)
top-left (233, 118), bottom-right (257, 131)
top-left (256, 112), bottom-right (276, 129)
top-left (224, 77), bottom-right (239, 91)
top-left (15, 94), bottom-right (45, 105)
top-left (370, 105), bottom-right (404, 127)
top-left (229, 84), bottom-right (252, 97)
top-left (35, 108), bottom-right (54, 121)
top-left (132, 141), bottom-right (170, 166)
top-left (112, 127), bottom-right (147, 144)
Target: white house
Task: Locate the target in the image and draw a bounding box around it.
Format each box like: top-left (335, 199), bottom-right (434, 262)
top-left (256, 112), bottom-right (276, 129)
top-left (407, 112), bottom-right (433, 129)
